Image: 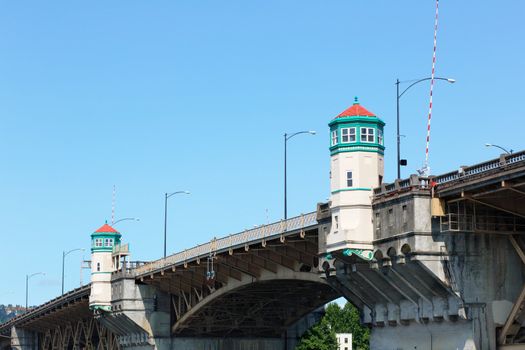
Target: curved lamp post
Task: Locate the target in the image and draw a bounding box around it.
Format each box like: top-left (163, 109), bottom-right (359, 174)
top-left (396, 77), bottom-right (455, 179)
top-left (485, 143), bottom-right (512, 155)
top-left (26, 272), bottom-right (45, 309)
top-left (113, 217), bottom-right (140, 226)
top-left (164, 191), bottom-right (190, 258)
top-left (62, 248), bottom-right (84, 294)
top-left (284, 131), bottom-right (316, 221)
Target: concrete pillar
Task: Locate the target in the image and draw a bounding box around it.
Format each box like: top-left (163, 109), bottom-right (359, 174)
top-left (99, 276), bottom-right (171, 350)
top-left (10, 327), bottom-right (37, 350)
top-left (172, 338), bottom-right (284, 350)
top-left (370, 320), bottom-right (477, 350)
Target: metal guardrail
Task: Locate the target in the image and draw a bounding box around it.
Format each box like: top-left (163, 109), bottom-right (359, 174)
top-left (433, 150), bottom-right (525, 185)
top-left (440, 213), bottom-right (525, 233)
top-left (134, 212), bottom-right (318, 276)
top-left (0, 285), bottom-right (90, 334)
top-left (373, 150), bottom-right (525, 197)
top-left (112, 243), bottom-right (129, 257)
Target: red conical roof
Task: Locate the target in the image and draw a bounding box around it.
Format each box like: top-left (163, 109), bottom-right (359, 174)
top-left (336, 97), bottom-right (375, 118)
top-left (95, 223), bottom-right (119, 233)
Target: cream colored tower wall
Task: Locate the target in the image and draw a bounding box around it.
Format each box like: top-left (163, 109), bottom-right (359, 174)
top-left (89, 251), bottom-right (113, 309)
top-left (327, 151), bottom-right (384, 252)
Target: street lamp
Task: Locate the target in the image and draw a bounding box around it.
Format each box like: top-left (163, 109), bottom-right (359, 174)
top-left (113, 217), bottom-right (140, 225)
top-left (396, 77), bottom-right (455, 179)
top-left (284, 131), bottom-right (316, 221)
top-left (164, 191), bottom-right (190, 258)
top-left (62, 248), bottom-right (84, 294)
top-left (485, 143), bottom-right (512, 155)
top-left (26, 272), bottom-right (45, 310)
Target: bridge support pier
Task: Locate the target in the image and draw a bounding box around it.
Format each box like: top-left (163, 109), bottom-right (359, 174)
top-left (10, 327), bottom-right (37, 350)
top-left (172, 338), bottom-right (284, 350)
top-left (98, 274), bottom-right (171, 350)
top-left (370, 320), bottom-right (477, 350)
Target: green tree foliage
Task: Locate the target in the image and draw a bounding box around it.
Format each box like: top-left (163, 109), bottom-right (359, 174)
top-left (295, 318), bottom-right (337, 350)
top-left (295, 302), bottom-right (370, 350)
top-left (325, 302), bottom-right (370, 349)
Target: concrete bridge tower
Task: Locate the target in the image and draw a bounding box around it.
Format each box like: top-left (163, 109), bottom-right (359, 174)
top-left (327, 97), bottom-right (385, 253)
top-left (89, 223), bottom-right (121, 312)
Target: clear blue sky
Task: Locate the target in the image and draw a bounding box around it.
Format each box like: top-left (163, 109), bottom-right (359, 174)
top-left (1, 1), bottom-right (524, 306)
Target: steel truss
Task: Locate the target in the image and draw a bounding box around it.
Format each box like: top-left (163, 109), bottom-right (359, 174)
top-left (39, 318), bottom-right (119, 350)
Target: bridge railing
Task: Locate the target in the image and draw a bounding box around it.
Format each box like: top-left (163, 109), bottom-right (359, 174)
top-left (373, 150), bottom-right (525, 197)
top-left (440, 213), bottom-right (525, 233)
top-left (373, 175), bottom-right (431, 197)
top-left (133, 212), bottom-right (318, 276)
top-left (433, 150), bottom-right (525, 185)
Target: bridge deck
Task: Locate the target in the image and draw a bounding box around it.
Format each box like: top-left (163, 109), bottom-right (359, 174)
top-left (132, 211), bottom-right (318, 277)
top-left (0, 285), bottom-right (90, 336)
top-left (373, 150), bottom-right (525, 198)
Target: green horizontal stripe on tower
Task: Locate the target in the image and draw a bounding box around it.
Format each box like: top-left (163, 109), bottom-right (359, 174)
top-left (330, 148), bottom-right (384, 156)
top-left (91, 248), bottom-right (114, 252)
top-left (329, 116), bottom-right (385, 126)
top-left (91, 233), bottom-right (121, 239)
top-left (331, 188), bottom-right (372, 194)
top-left (330, 143), bottom-right (385, 150)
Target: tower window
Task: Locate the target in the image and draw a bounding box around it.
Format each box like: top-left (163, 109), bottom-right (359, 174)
top-left (378, 129), bottom-right (383, 145)
top-left (346, 171), bottom-right (353, 187)
top-left (334, 215), bottom-right (339, 230)
top-left (331, 130), bottom-right (338, 146)
top-left (95, 238), bottom-right (103, 247)
top-left (104, 238), bottom-right (113, 247)
top-left (97, 263), bottom-right (100, 272)
top-left (341, 128), bottom-right (356, 143)
top-left (360, 127), bottom-right (375, 142)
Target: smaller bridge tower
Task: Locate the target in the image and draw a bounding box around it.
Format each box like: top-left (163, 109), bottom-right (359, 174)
top-left (89, 223), bottom-right (121, 312)
top-left (327, 97), bottom-right (385, 252)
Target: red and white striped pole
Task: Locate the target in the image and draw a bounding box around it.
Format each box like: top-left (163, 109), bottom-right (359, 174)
top-left (421, 0), bottom-right (440, 176)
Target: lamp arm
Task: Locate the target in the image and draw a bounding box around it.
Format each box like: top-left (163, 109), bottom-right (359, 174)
top-left (399, 77), bottom-right (452, 99)
top-left (285, 131), bottom-right (313, 141)
top-left (167, 191), bottom-right (189, 199)
top-left (64, 248), bottom-right (84, 257)
top-left (28, 272), bottom-right (45, 279)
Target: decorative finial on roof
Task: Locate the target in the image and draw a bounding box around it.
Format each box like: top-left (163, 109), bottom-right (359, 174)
top-left (353, 96), bottom-right (359, 105)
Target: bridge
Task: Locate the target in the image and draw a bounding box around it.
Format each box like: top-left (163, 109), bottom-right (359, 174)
top-left (2, 100), bottom-right (525, 350)
top-left (0, 285), bottom-right (120, 350)
top-left (1, 212), bottom-right (336, 350)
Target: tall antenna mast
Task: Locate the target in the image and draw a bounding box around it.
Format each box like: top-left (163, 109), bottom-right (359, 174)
top-left (420, 0), bottom-right (440, 176)
top-left (111, 185), bottom-right (116, 225)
